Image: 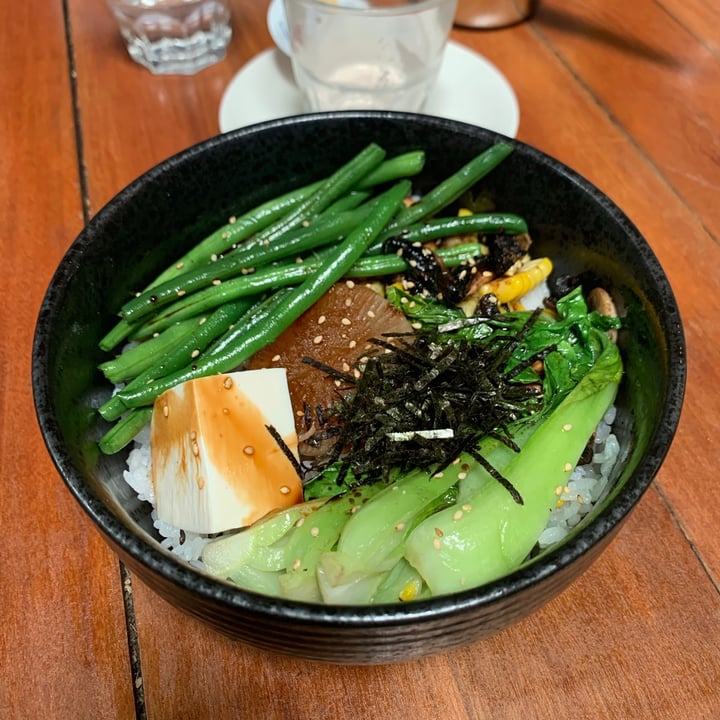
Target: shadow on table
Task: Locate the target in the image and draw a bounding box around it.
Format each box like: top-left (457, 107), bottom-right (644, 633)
top-left (535, 6), bottom-right (685, 69)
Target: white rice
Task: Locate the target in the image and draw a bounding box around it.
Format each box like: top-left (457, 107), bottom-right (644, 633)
top-left (123, 407), bottom-right (620, 565)
top-left (537, 406), bottom-right (619, 548)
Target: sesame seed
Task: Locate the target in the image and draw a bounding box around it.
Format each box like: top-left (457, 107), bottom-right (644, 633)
top-left (453, 510), bottom-right (463, 521)
top-left (191, 349), bottom-right (200, 358)
top-left (458, 471), bottom-right (467, 480)
top-left (341, 317), bottom-right (351, 326)
top-left (349, 340), bottom-right (357, 349)
top-left (400, 296), bottom-right (409, 304)
top-left (222, 408), bottom-right (229, 414)
top-left (434, 527), bottom-right (444, 537)
top-left (342, 362), bottom-right (350, 372)
top-left (198, 317), bottom-right (207, 325)
top-left (433, 538), bottom-right (442, 550)
top-left (353, 369), bottom-right (361, 379)
top-left (280, 485), bottom-right (291, 495)
top-left (211, 254), bottom-right (218, 262)
top-left (228, 215), bottom-right (237, 224)
top-left (433, 472), bottom-right (444, 479)
top-left (175, 262), bottom-right (184, 269)
top-left (310, 527), bottom-right (320, 537)
top-left (395, 522), bottom-right (405, 532)
top-left (262, 238), bottom-right (269, 246)
top-left (562, 423), bottom-right (573, 432)
top-left (223, 377), bottom-right (233, 389)
top-left (555, 486), bottom-right (563, 496)
top-left (272, 354), bottom-right (281, 362)
top-left (577, 495), bottom-right (585, 504)
top-left (564, 462), bottom-right (573, 472)
top-left (313, 335), bottom-right (323, 344)
top-left (302, 220), bottom-right (310, 227)
top-left (294, 517), bottom-right (305, 528)
top-left (345, 280), bottom-right (355, 289)
top-left (212, 279), bottom-right (221, 286)
top-left (367, 310), bottom-right (376, 318)
top-left (345, 298), bottom-right (352, 307)
top-left (317, 315), bottom-right (326, 324)
top-left (462, 503), bottom-right (472, 512)
top-left (192, 441), bottom-right (200, 457)
top-left (243, 445), bottom-right (255, 456)
top-left (452, 457), bottom-right (461, 465)
top-left (162, 404), bottom-right (169, 417)
top-left (411, 322), bottom-right (422, 330)
top-left (177, 289), bottom-right (186, 297)
top-left (292, 559), bottom-right (301, 571)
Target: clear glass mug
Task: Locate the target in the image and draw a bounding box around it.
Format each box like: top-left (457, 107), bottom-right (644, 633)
top-left (283, 0), bottom-right (458, 113)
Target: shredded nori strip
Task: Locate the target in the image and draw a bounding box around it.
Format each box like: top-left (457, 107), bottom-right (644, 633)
top-left (306, 310), bottom-right (547, 502)
top-left (265, 423), bottom-right (304, 479)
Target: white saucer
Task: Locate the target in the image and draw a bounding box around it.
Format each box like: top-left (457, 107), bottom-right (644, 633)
top-left (219, 41), bottom-right (520, 136)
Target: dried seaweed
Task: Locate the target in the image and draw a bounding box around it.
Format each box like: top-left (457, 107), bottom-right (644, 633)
top-left (305, 310), bottom-right (547, 500)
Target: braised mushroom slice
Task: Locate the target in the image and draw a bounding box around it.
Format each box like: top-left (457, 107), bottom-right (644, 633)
top-left (587, 286), bottom-right (618, 343)
top-left (248, 281), bottom-right (413, 460)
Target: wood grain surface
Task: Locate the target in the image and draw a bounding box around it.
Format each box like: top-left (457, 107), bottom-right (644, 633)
top-left (2, 0), bottom-right (718, 718)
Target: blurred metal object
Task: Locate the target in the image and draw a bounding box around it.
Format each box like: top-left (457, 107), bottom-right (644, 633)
top-left (454, 0), bottom-right (538, 29)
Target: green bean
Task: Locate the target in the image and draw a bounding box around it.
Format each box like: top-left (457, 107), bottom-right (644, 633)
top-left (118, 203), bottom-right (377, 324)
top-left (366, 142), bottom-right (515, 254)
top-left (99, 318), bottom-right (139, 353)
top-left (354, 151), bottom-right (425, 188)
top-left (98, 407), bottom-right (153, 455)
top-left (150, 183), bottom-right (322, 288)
top-left (247, 142), bottom-right (387, 250)
top-left (116, 181), bottom-right (410, 410)
top-left (389, 212), bottom-right (528, 244)
top-left (321, 190), bottom-right (373, 215)
top-left (347, 242), bottom-right (483, 278)
top-left (99, 317), bottom-right (199, 385)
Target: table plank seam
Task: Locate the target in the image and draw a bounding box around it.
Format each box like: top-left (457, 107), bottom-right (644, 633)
top-left (63, 1), bottom-right (148, 717)
top-left (653, 482), bottom-right (720, 594)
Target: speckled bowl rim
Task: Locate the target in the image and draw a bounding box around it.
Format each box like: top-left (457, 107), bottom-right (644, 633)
top-left (33, 111), bottom-right (687, 629)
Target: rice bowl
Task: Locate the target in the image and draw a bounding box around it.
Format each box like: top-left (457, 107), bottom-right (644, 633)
top-left (32, 112), bottom-right (685, 663)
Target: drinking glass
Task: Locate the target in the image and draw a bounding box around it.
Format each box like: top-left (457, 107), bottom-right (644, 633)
top-left (107, 0), bottom-right (232, 75)
top-left (283, 0), bottom-right (458, 112)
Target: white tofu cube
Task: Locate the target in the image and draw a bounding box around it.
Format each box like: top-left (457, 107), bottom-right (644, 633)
top-left (150, 368), bottom-right (302, 534)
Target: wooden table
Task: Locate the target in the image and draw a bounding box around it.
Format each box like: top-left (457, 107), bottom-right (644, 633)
top-left (2, 0), bottom-right (719, 717)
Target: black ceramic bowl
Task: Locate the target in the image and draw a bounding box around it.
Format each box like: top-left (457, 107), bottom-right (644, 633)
top-left (32, 112), bottom-right (685, 664)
